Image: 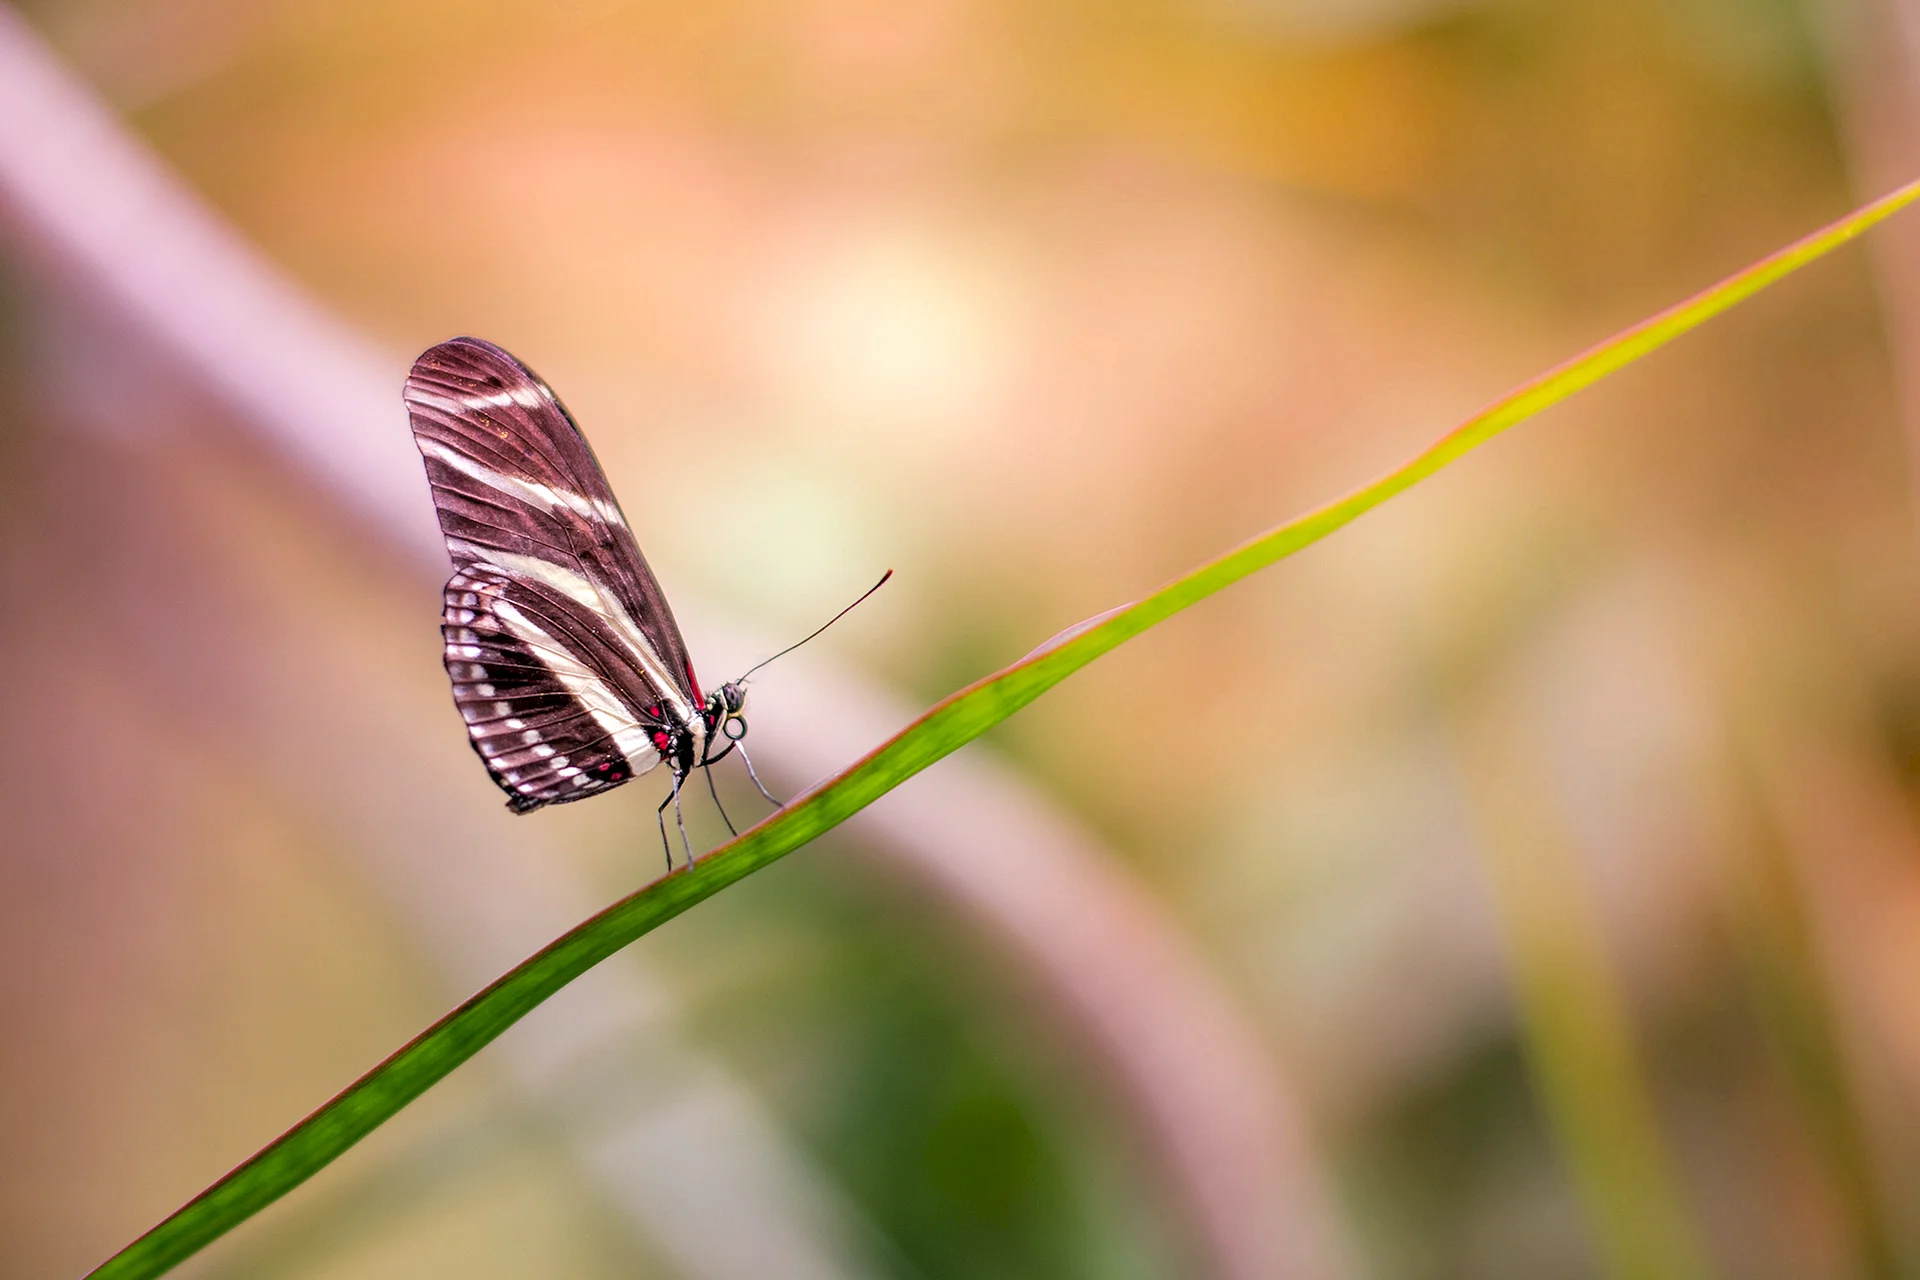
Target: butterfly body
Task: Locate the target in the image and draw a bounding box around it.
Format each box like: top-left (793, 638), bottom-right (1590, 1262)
top-left (404, 337), bottom-right (748, 817)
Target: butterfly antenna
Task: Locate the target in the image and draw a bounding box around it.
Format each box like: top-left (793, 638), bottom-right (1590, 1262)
top-left (737, 569), bottom-right (893, 683)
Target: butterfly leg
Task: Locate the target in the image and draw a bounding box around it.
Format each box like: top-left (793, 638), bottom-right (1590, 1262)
top-left (735, 742), bottom-right (782, 807)
top-left (656, 791), bottom-right (677, 872)
top-left (671, 768), bottom-right (695, 866)
top-left (703, 765), bottom-right (739, 838)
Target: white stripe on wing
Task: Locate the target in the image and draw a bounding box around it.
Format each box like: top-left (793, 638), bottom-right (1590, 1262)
top-left (489, 598), bottom-right (663, 772)
top-left (417, 435), bottom-right (631, 531)
top-left (452, 544), bottom-right (695, 727)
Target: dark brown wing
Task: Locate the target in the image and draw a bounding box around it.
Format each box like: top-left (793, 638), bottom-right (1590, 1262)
top-left (444, 565), bottom-right (661, 810)
top-left (405, 337), bottom-right (698, 811)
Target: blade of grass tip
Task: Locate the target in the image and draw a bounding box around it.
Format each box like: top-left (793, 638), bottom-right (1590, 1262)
top-left (86, 177), bottom-right (1920, 1280)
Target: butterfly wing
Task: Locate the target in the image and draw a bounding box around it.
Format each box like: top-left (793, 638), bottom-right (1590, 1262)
top-left (405, 337), bottom-right (700, 811)
top-left (442, 564), bottom-right (663, 810)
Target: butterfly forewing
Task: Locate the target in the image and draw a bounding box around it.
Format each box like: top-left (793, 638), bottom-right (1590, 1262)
top-left (406, 338), bottom-right (700, 811)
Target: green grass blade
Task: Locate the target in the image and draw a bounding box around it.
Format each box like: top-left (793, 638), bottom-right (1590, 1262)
top-left (1457, 704), bottom-right (1713, 1280)
top-left (86, 177), bottom-right (1920, 1280)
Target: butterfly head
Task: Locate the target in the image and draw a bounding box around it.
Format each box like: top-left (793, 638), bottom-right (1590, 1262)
top-left (706, 681), bottom-right (750, 744)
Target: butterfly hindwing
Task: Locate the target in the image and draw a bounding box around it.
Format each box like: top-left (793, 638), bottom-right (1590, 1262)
top-left (443, 566), bottom-right (666, 810)
top-left (406, 338), bottom-right (699, 812)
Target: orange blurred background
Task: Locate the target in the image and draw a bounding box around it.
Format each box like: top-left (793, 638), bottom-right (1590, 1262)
top-left (5, 0), bottom-right (1920, 1276)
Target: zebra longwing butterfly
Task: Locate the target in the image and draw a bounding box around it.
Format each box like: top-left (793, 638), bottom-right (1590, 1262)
top-left (404, 337), bottom-right (883, 866)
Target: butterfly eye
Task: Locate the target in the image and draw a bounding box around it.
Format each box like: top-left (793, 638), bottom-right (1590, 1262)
top-left (724, 716), bottom-right (748, 741)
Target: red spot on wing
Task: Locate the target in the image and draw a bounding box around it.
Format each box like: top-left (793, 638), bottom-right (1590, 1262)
top-left (683, 659), bottom-right (704, 705)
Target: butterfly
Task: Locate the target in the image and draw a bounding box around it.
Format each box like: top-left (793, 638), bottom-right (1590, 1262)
top-left (403, 337), bottom-right (885, 868)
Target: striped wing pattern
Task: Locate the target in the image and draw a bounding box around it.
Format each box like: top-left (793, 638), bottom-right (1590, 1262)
top-left (442, 565), bottom-right (655, 810)
top-left (405, 337), bottom-right (697, 812)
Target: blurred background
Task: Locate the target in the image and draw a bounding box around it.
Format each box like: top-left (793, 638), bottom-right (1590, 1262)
top-left (4, 0), bottom-right (1919, 1276)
